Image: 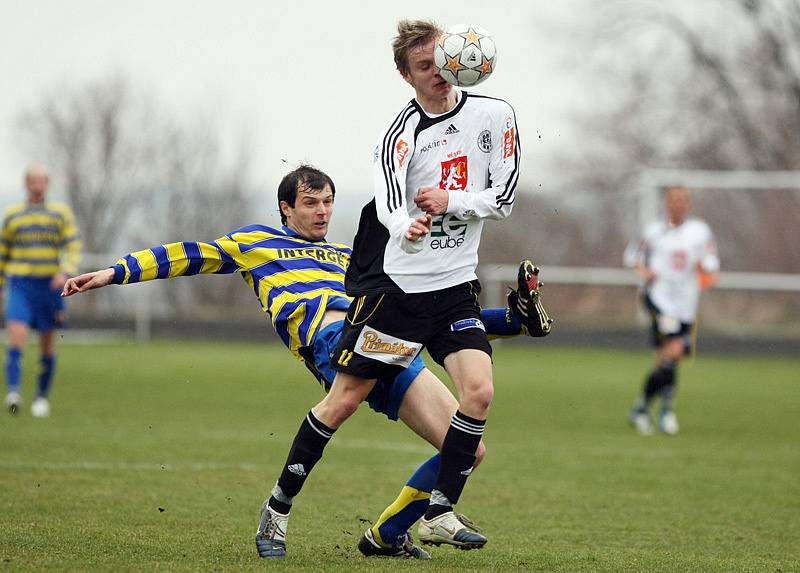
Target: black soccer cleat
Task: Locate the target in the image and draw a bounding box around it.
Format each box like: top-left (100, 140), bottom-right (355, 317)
top-left (357, 527), bottom-right (431, 559)
top-left (508, 259), bottom-right (553, 337)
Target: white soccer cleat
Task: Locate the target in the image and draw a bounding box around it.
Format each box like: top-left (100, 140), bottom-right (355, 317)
top-left (5, 391), bottom-right (22, 415)
top-left (629, 410), bottom-right (654, 436)
top-left (418, 511), bottom-right (487, 550)
top-left (255, 501), bottom-right (288, 558)
top-left (659, 411), bottom-right (679, 435)
top-left (31, 397), bottom-right (50, 418)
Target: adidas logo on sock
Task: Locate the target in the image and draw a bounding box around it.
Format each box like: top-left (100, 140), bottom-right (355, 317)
top-left (444, 124), bottom-right (459, 135)
top-left (287, 463), bottom-right (306, 476)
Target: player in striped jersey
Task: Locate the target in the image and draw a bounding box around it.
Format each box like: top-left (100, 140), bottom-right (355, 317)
top-left (63, 165), bottom-right (551, 559)
top-left (2, 166), bottom-right (81, 418)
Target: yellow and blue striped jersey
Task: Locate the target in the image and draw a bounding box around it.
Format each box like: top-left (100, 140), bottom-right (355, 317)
top-left (0, 201), bottom-right (81, 287)
top-left (111, 225), bottom-right (352, 362)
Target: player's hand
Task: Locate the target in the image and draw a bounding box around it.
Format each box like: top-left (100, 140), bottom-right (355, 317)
top-left (62, 268), bottom-right (115, 297)
top-left (414, 186), bottom-right (449, 215)
top-left (50, 272), bottom-right (69, 291)
top-left (404, 214), bottom-right (432, 242)
top-left (634, 264), bottom-right (656, 282)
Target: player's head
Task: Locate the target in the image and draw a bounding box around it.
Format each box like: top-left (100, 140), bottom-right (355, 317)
top-left (278, 165), bottom-right (335, 241)
top-left (25, 165), bottom-right (50, 204)
top-left (664, 185), bottom-right (691, 225)
top-left (393, 20), bottom-right (451, 100)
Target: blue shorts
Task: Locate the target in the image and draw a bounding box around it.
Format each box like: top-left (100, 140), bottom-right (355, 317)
top-left (5, 277), bottom-right (65, 331)
top-left (312, 320), bottom-right (425, 420)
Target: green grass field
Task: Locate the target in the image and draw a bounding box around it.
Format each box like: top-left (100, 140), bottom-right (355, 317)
top-left (1, 341), bottom-right (798, 572)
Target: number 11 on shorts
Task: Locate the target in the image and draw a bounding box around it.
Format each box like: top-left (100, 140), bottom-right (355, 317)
top-left (337, 349), bottom-right (354, 366)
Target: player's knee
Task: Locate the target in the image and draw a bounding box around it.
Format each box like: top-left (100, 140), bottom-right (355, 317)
top-left (317, 392), bottom-right (361, 427)
top-left (463, 384), bottom-right (494, 415)
top-left (665, 338), bottom-right (684, 360)
top-left (331, 395), bottom-right (361, 424)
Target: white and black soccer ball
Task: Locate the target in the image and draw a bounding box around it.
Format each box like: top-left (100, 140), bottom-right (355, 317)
top-left (434, 24), bottom-right (496, 87)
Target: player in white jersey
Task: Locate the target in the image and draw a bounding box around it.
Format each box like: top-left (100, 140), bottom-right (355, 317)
top-left (350, 61), bottom-right (519, 293)
top-left (623, 186), bottom-right (719, 435)
top-left (255, 19), bottom-right (545, 557)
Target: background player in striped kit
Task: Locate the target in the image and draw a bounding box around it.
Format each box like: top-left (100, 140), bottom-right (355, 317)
top-left (624, 185), bottom-right (719, 435)
top-left (62, 164), bottom-right (551, 559)
top-left (2, 165), bottom-right (81, 418)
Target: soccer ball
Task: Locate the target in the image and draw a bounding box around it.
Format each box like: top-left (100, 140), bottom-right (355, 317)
top-left (434, 24), bottom-right (496, 87)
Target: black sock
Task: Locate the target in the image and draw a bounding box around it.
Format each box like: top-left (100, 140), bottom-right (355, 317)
top-left (643, 362), bottom-right (676, 405)
top-left (424, 410), bottom-right (485, 520)
top-left (268, 410), bottom-right (335, 512)
top-left (660, 379), bottom-right (678, 413)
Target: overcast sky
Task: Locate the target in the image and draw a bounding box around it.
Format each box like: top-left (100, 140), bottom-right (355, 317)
top-left (0, 0), bottom-right (612, 244)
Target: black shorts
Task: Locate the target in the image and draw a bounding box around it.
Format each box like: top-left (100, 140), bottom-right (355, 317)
top-left (643, 293), bottom-right (693, 354)
top-left (331, 280), bottom-right (492, 381)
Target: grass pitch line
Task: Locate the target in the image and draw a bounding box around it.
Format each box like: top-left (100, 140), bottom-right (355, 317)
top-left (0, 436), bottom-right (434, 474)
top-left (0, 459), bottom-right (262, 472)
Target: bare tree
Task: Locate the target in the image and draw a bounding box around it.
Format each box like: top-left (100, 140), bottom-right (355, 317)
top-left (16, 76), bottom-right (165, 254)
top-left (16, 75), bottom-right (257, 313)
top-left (140, 126), bottom-right (258, 311)
top-left (567, 0), bottom-right (800, 173)
top-left (507, 0), bottom-right (800, 332)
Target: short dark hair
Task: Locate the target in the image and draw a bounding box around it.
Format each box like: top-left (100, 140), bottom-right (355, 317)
top-left (277, 164), bottom-right (336, 225)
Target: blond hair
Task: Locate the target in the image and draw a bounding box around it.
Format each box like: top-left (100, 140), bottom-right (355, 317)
top-left (392, 19), bottom-right (443, 75)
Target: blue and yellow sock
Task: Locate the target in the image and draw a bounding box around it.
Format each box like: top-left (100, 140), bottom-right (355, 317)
top-left (37, 354), bottom-right (56, 398)
top-left (5, 348), bottom-right (22, 393)
top-left (480, 307), bottom-right (523, 337)
top-left (373, 454), bottom-right (440, 547)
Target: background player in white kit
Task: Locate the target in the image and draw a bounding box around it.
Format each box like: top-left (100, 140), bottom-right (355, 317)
top-left (254, 19), bottom-right (547, 557)
top-left (624, 185), bottom-right (719, 435)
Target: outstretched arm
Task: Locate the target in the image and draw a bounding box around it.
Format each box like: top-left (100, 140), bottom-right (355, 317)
top-left (61, 232), bottom-right (254, 297)
top-left (62, 268), bottom-right (115, 297)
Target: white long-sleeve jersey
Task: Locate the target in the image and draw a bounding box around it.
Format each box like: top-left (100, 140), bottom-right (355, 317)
top-left (345, 89), bottom-right (520, 295)
top-left (624, 217), bottom-right (719, 322)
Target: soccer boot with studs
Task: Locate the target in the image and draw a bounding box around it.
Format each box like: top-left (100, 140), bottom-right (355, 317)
top-left (508, 259), bottom-right (553, 337)
top-left (255, 499), bottom-right (289, 559)
top-left (357, 527), bottom-right (431, 559)
top-left (418, 511), bottom-right (487, 550)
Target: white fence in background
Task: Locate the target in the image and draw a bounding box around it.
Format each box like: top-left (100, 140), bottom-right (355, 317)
top-left (77, 255), bottom-right (800, 342)
top-left (480, 265), bottom-right (800, 291)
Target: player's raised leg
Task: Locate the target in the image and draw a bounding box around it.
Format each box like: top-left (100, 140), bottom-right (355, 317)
top-left (508, 259), bottom-right (553, 337)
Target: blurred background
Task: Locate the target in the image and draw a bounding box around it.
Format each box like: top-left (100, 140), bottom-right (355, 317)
top-left (1, 0), bottom-right (798, 352)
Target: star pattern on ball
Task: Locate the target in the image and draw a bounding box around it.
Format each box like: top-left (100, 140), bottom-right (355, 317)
top-left (444, 55), bottom-right (464, 73)
top-left (460, 27), bottom-right (484, 48)
top-left (479, 56), bottom-right (494, 75)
